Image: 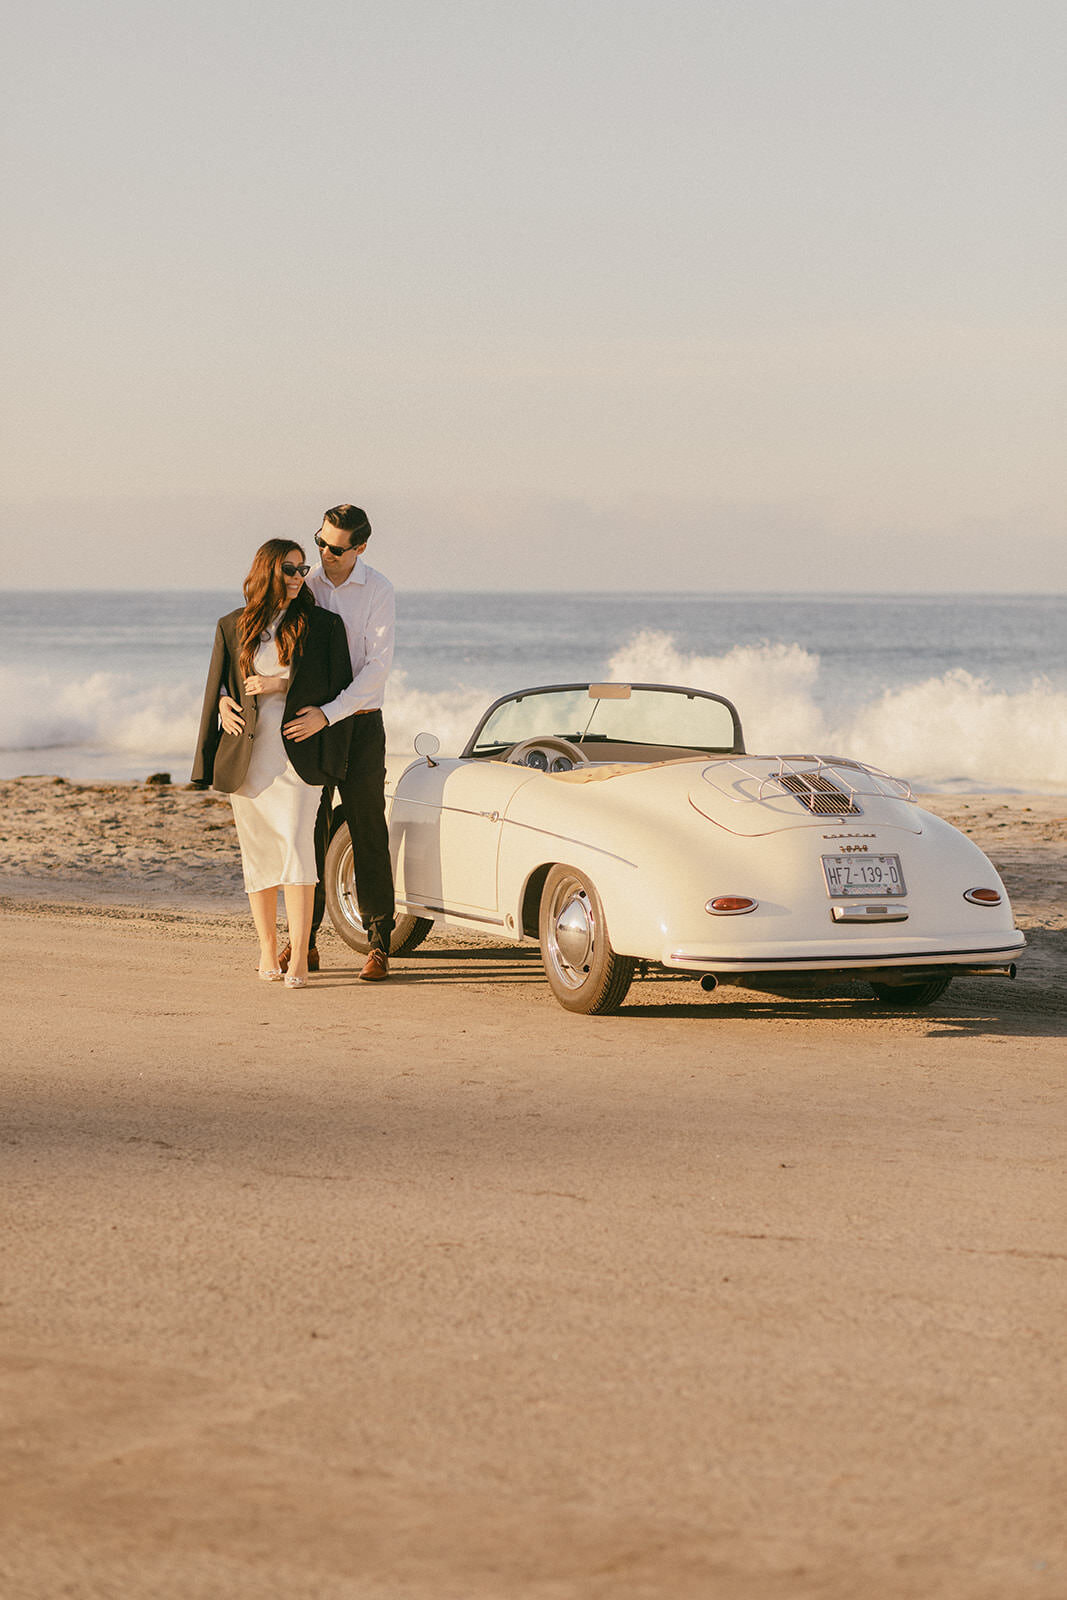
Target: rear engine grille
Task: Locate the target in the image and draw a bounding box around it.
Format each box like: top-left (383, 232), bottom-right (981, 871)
top-left (778, 772), bottom-right (862, 815)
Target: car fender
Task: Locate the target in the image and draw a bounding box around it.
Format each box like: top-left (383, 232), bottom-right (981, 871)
top-left (498, 764), bottom-right (734, 956)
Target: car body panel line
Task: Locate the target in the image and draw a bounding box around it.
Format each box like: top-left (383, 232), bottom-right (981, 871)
top-left (499, 815), bottom-right (638, 869)
top-left (399, 900), bottom-right (506, 926)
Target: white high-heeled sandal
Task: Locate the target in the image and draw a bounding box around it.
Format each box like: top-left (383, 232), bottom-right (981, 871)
top-left (258, 967), bottom-right (283, 982)
top-left (284, 971), bottom-right (308, 988)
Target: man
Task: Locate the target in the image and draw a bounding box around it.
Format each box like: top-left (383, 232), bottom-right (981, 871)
top-left (220, 504), bottom-right (396, 980)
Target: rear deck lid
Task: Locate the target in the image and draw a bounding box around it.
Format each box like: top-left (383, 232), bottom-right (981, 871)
top-left (690, 756), bottom-right (923, 837)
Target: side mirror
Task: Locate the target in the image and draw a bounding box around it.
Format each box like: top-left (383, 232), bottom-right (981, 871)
top-left (413, 731), bottom-right (441, 766)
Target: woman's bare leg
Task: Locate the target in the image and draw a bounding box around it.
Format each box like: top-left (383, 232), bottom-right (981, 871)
top-left (248, 887), bottom-right (280, 974)
top-left (282, 884), bottom-right (316, 980)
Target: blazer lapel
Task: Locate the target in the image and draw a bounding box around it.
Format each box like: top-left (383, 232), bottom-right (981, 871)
top-left (283, 627), bottom-right (313, 719)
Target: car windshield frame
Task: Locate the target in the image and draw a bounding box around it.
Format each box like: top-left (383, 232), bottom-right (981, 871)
top-left (461, 682), bottom-right (746, 759)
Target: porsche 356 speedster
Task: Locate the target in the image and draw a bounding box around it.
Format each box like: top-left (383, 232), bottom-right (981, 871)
top-left (324, 681), bottom-right (1024, 1014)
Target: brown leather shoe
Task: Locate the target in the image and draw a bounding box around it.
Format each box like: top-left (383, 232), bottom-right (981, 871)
top-left (279, 943), bottom-right (320, 974)
top-left (359, 949), bottom-right (390, 982)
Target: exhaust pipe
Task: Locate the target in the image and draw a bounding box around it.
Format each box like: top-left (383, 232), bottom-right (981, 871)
top-left (955, 964), bottom-right (1017, 979)
top-left (700, 974), bottom-right (719, 992)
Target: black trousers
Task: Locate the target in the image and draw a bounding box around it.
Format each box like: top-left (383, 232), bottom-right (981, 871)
top-left (311, 709), bottom-right (395, 952)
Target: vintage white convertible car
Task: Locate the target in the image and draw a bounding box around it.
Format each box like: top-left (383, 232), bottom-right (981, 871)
top-left (324, 682), bottom-right (1025, 1014)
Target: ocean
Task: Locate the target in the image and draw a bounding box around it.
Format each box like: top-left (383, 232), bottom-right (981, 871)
top-left (2, 590), bottom-right (1065, 792)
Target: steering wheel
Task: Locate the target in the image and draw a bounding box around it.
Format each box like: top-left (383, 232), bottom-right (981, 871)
top-left (504, 736), bottom-right (591, 770)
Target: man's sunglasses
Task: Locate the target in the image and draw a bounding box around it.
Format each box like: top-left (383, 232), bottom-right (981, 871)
top-left (316, 532), bottom-right (364, 557)
top-left (281, 561), bottom-right (310, 577)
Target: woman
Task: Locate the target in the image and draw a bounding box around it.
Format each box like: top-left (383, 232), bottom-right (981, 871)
top-left (192, 541), bottom-right (352, 985)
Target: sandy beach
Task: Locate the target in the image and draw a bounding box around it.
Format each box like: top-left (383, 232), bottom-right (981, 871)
top-left (3, 778), bottom-right (1064, 1598)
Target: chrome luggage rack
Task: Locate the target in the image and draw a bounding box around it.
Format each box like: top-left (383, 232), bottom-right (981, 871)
top-left (707, 754), bottom-right (915, 815)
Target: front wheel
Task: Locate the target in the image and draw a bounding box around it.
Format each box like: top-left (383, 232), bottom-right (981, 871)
top-left (324, 826), bottom-right (434, 956)
top-left (869, 976), bottom-right (952, 1008)
top-left (538, 865), bottom-right (636, 1014)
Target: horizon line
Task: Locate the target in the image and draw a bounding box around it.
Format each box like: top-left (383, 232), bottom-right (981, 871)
top-left (3, 587), bottom-right (1065, 600)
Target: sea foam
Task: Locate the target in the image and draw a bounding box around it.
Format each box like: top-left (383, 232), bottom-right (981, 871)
top-left (601, 631), bottom-right (1067, 791)
top-left (2, 635), bottom-right (1066, 791)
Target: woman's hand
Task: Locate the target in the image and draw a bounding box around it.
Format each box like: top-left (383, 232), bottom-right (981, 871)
top-left (219, 695), bottom-right (244, 735)
top-left (244, 674), bottom-right (287, 696)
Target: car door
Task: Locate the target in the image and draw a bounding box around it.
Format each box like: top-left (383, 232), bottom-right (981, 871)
top-left (391, 759), bottom-right (532, 917)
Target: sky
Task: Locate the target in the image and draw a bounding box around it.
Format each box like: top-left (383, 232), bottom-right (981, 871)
top-left (2, 0), bottom-right (1064, 592)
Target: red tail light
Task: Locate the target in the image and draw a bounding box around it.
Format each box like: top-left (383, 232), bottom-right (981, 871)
top-left (706, 896), bottom-right (758, 915)
top-left (964, 887), bottom-right (1001, 906)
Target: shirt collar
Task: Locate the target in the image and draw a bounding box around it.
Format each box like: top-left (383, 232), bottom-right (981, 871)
top-left (311, 555), bottom-right (367, 590)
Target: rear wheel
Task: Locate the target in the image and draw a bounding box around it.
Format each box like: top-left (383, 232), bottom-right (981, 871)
top-left (539, 865), bottom-right (636, 1014)
top-left (869, 976), bottom-right (952, 1008)
top-left (324, 826), bottom-right (434, 956)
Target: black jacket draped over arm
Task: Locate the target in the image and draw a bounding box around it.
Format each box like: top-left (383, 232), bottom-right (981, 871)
top-left (191, 605), bottom-right (353, 793)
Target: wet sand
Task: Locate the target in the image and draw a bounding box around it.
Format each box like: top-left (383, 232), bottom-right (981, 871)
top-left (2, 779), bottom-right (1064, 1597)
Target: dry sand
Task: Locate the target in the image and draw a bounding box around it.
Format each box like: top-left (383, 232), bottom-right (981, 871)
top-left (2, 778), bottom-right (1064, 1599)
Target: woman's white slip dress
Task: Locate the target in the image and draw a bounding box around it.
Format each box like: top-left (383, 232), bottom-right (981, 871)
top-left (229, 626), bottom-right (319, 894)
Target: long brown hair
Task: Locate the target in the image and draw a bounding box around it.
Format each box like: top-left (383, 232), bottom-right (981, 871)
top-left (237, 541), bottom-right (312, 679)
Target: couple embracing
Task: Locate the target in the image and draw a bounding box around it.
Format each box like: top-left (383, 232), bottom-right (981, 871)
top-left (192, 504), bottom-right (395, 987)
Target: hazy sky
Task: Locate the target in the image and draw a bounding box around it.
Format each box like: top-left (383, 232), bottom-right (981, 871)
top-left (3, 0), bottom-right (1063, 591)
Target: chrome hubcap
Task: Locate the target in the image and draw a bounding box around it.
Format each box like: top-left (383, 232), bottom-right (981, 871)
top-left (336, 844), bottom-right (366, 932)
top-left (548, 880), bottom-right (595, 988)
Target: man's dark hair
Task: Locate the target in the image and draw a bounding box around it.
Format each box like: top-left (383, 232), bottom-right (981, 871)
top-left (323, 504), bottom-right (372, 546)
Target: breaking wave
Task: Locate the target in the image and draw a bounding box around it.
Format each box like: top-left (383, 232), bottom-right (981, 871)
top-left (2, 634), bottom-right (1066, 791)
top-left (0, 668), bottom-right (202, 762)
top-left (600, 631), bottom-right (1067, 792)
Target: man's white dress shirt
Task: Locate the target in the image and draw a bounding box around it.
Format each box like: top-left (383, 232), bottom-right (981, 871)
top-left (305, 557), bottom-right (395, 724)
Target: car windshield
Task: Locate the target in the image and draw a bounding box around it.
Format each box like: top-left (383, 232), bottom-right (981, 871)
top-left (468, 685), bottom-right (740, 755)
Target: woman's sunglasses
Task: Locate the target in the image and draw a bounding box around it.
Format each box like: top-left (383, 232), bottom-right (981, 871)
top-left (281, 561), bottom-right (310, 578)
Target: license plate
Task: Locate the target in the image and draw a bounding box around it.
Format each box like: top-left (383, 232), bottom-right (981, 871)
top-left (822, 853), bottom-right (906, 897)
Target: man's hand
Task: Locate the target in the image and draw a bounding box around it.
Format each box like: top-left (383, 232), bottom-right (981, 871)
top-left (219, 695), bottom-right (245, 735)
top-left (283, 706), bottom-right (328, 742)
